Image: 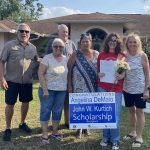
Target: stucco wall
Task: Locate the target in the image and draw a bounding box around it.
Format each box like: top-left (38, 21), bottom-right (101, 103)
top-left (70, 23), bottom-right (123, 47)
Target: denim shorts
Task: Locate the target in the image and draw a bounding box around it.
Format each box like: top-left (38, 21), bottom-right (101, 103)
top-left (38, 87), bottom-right (66, 123)
top-left (5, 81), bottom-right (33, 105)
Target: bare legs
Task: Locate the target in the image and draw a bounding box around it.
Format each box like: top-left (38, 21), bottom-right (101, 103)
top-left (5, 102), bottom-right (29, 129)
top-left (128, 106), bottom-right (145, 141)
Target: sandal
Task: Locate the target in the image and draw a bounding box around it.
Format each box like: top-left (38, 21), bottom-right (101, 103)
top-left (132, 140), bottom-right (143, 148)
top-left (123, 134), bottom-right (136, 141)
top-left (51, 134), bottom-right (63, 141)
top-left (41, 136), bottom-right (49, 144)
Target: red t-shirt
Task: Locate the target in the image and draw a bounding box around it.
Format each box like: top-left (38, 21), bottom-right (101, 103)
top-left (97, 51), bottom-right (125, 92)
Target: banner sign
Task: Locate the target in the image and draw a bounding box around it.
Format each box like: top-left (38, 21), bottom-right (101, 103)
top-left (69, 92), bottom-right (116, 129)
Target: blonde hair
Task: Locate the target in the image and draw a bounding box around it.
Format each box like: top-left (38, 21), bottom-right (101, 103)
top-left (125, 33), bottom-right (142, 54)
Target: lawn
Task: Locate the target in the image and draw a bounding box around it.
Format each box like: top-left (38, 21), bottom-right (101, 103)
top-left (0, 82), bottom-right (150, 150)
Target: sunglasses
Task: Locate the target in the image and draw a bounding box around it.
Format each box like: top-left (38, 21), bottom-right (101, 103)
top-left (81, 33), bottom-right (91, 38)
top-left (110, 39), bottom-right (117, 43)
top-left (80, 33), bottom-right (92, 41)
top-left (53, 45), bottom-right (64, 49)
top-left (19, 30), bottom-right (30, 34)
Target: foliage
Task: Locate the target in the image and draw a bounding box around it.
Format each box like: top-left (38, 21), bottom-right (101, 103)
top-left (0, 0), bottom-right (43, 23)
top-left (142, 37), bottom-right (150, 60)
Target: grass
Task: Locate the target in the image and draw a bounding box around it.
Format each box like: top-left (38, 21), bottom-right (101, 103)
top-left (0, 82), bottom-right (150, 150)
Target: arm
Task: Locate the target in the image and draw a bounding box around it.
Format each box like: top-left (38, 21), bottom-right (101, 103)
top-left (142, 53), bottom-right (150, 100)
top-left (67, 52), bottom-right (76, 93)
top-left (38, 63), bottom-right (49, 98)
top-left (0, 60), bottom-right (8, 90)
top-left (97, 53), bottom-right (105, 79)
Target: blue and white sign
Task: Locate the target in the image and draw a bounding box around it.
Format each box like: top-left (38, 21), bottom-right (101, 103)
top-left (69, 92), bottom-right (116, 129)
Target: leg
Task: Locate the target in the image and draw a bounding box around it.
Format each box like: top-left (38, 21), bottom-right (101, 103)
top-left (41, 122), bottom-right (49, 138)
top-left (3, 81), bottom-right (18, 141)
top-left (136, 108), bottom-right (145, 141)
top-left (39, 87), bottom-right (53, 137)
top-left (97, 87), bottom-right (111, 143)
top-left (52, 121), bottom-right (60, 135)
top-left (52, 91), bottom-right (66, 135)
top-left (5, 104), bottom-right (14, 129)
top-left (128, 107), bottom-right (137, 136)
top-left (110, 92), bottom-right (122, 144)
top-left (21, 102), bottom-right (29, 124)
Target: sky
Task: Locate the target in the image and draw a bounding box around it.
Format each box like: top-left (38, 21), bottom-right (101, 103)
top-left (38, 0), bottom-right (150, 20)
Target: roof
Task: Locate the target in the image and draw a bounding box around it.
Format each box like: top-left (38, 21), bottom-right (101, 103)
top-left (114, 14), bottom-right (150, 36)
top-left (0, 20), bottom-right (18, 33)
top-left (27, 19), bottom-right (57, 36)
top-left (52, 12), bottom-right (136, 23)
top-left (0, 19), bottom-right (43, 36)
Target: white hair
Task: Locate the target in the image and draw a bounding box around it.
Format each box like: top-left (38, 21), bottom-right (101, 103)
top-left (52, 38), bottom-right (65, 47)
top-left (16, 23), bottom-right (31, 32)
top-left (58, 24), bottom-right (68, 31)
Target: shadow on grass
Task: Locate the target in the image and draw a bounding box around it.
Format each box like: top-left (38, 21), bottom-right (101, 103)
top-left (0, 126), bottom-right (150, 150)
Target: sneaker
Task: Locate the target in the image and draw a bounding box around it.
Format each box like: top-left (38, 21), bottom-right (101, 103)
top-left (112, 143), bottom-right (119, 150)
top-left (19, 123), bottom-right (32, 133)
top-left (3, 129), bottom-right (12, 141)
top-left (100, 139), bottom-right (108, 147)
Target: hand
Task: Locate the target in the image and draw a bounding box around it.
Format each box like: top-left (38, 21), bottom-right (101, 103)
top-left (115, 72), bottom-right (125, 80)
top-left (43, 90), bottom-right (49, 99)
top-left (68, 85), bottom-right (73, 93)
top-left (98, 73), bottom-right (105, 79)
top-left (143, 89), bottom-right (149, 100)
top-left (0, 79), bottom-right (8, 90)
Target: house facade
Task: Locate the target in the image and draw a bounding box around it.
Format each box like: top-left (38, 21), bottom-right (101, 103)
top-left (1, 12), bottom-right (150, 54)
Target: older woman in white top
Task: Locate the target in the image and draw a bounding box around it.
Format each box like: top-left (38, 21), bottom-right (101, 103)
top-left (123, 33), bottom-right (150, 148)
top-left (38, 38), bottom-right (68, 143)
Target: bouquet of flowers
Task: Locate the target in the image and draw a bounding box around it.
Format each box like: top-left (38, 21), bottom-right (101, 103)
top-left (116, 57), bottom-right (130, 74)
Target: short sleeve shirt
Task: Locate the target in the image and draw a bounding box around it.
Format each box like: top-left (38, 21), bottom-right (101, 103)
top-left (41, 54), bottom-right (68, 91)
top-left (0, 39), bottom-right (37, 83)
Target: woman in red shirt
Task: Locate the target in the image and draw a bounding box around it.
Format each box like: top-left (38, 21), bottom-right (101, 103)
top-left (97, 33), bottom-right (125, 150)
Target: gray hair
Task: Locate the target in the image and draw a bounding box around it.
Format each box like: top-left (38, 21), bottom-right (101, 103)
top-left (58, 24), bottom-right (68, 31)
top-left (52, 38), bottom-right (65, 47)
top-left (16, 23), bottom-right (31, 32)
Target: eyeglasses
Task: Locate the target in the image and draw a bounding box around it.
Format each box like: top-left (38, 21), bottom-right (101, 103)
top-left (19, 30), bottom-right (30, 34)
top-left (53, 45), bottom-right (64, 49)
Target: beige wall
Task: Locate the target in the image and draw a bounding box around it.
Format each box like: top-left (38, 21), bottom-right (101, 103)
top-left (70, 23), bottom-right (124, 46)
top-left (0, 32), bottom-right (17, 55)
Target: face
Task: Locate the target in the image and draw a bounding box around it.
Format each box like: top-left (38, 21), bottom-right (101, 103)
top-left (80, 38), bottom-right (92, 51)
top-left (126, 36), bottom-right (138, 53)
top-left (58, 26), bottom-right (68, 42)
top-left (52, 42), bottom-right (64, 56)
top-left (108, 36), bottom-right (117, 51)
top-left (17, 25), bottom-right (30, 44)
